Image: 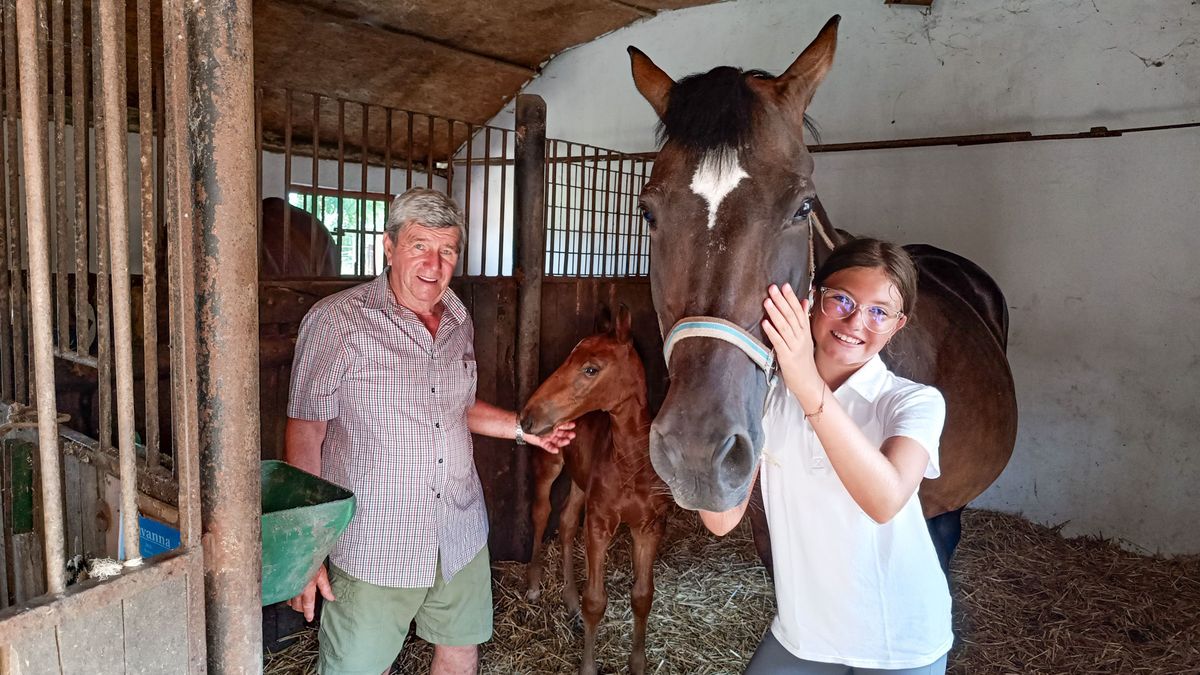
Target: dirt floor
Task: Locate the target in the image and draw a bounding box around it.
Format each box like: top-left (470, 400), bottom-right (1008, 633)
top-left (264, 508), bottom-right (1200, 674)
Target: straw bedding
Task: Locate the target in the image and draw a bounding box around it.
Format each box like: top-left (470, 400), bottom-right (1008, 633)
top-left (265, 508), bottom-right (1199, 674)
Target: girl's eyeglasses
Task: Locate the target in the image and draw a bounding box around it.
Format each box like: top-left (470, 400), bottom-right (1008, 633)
top-left (818, 287), bottom-right (904, 334)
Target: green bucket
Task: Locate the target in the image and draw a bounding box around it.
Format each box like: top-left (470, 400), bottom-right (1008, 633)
top-left (261, 460), bottom-right (356, 606)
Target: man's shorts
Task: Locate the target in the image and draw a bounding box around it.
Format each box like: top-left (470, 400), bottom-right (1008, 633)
top-left (317, 547), bottom-right (493, 675)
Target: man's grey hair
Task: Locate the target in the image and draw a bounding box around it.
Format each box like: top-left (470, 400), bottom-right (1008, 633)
top-left (385, 188), bottom-right (465, 251)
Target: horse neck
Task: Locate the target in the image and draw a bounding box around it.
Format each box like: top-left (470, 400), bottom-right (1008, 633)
top-left (605, 383), bottom-right (651, 467)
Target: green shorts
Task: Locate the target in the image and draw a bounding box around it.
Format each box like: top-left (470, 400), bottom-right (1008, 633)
top-left (317, 547), bottom-right (493, 675)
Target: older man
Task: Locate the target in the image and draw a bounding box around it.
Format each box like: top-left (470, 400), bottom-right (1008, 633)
top-left (285, 188), bottom-right (573, 675)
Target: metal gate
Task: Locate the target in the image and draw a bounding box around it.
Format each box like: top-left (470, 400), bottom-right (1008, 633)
top-left (0, 0), bottom-right (261, 672)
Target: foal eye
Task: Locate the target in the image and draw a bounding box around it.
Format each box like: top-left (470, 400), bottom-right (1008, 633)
top-left (793, 198), bottom-right (814, 219)
top-left (582, 366), bottom-right (600, 377)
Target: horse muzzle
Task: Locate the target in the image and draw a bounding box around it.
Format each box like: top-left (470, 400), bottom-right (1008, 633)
top-left (649, 341), bottom-right (768, 511)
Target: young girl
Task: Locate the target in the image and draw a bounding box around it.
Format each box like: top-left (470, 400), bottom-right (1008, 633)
top-left (702, 238), bottom-right (951, 674)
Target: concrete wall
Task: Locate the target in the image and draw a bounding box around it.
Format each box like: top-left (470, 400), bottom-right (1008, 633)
top-left (492, 0), bottom-right (1200, 554)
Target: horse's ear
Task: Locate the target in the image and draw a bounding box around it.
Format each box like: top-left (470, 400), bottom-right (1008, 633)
top-left (628, 46), bottom-right (674, 119)
top-left (594, 305), bottom-right (614, 335)
top-left (614, 304), bottom-right (632, 343)
top-left (775, 15), bottom-right (840, 114)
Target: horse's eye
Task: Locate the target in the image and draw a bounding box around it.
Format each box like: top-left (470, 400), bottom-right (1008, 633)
top-left (794, 198), bottom-right (814, 219)
top-left (639, 205), bottom-right (657, 229)
top-left (582, 366), bottom-right (600, 377)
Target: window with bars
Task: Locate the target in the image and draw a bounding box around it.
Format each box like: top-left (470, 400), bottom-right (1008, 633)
top-left (287, 188), bottom-right (391, 276)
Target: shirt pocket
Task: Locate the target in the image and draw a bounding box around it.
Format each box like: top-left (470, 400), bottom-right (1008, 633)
top-left (438, 358), bottom-right (477, 416)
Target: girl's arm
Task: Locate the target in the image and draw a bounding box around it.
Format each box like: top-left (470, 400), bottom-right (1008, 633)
top-left (763, 284), bottom-right (933, 524)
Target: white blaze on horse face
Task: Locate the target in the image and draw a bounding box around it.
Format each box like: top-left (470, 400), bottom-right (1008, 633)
top-left (690, 152), bottom-right (748, 231)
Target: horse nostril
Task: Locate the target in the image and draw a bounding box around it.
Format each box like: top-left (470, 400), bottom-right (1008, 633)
top-left (715, 433), bottom-right (754, 489)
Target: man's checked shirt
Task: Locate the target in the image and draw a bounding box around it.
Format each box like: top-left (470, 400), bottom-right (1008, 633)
top-left (288, 272), bottom-right (487, 587)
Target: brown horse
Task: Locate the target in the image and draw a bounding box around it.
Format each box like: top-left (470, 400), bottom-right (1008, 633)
top-left (627, 15), bottom-right (1017, 570)
top-left (260, 197), bottom-right (339, 279)
top-left (521, 305), bottom-right (670, 675)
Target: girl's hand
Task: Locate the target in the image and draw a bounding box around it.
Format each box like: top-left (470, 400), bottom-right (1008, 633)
top-left (762, 283), bottom-right (821, 399)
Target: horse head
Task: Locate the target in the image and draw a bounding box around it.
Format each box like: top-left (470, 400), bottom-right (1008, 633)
top-left (628, 16), bottom-right (840, 511)
top-left (521, 304), bottom-right (647, 435)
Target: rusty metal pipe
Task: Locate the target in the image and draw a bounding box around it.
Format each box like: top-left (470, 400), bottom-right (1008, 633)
top-left (15, 0), bottom-right (67, 595)
top-left (137, 0), bottom-right (159, 469)
top-left (161, 0), bottom-right (206, 667)
top-left (0, 0), bottom-right (12, 403)
top-left (96, 0), bottom-right (140, 563)
top-left (69, 0), bottom-right (85, 360)
top-left (51, 0), bottom-right (66, 349)
top-left (184, 0), bottom-right (264, 667)
top-left (90, 0), bottom-right (112, 453)
top-left (4, 0), bottom-right (27, 404)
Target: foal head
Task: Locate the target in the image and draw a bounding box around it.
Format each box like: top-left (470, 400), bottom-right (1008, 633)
top-left (628, 16), bottom-right (840, 510)
top-left (521, 305), bottom-right (647, 435)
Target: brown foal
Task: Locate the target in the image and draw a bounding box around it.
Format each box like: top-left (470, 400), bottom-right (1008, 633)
top-left (521, 305), bottom-right (670, 675)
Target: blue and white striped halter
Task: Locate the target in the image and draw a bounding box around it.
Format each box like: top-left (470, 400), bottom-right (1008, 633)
top-left (659, 211), bottom-right (832, 378)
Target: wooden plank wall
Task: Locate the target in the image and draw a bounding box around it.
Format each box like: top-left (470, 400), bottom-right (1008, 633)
top-left (539, 278), bottom-right (665, 413)
top-left (218, 277), bottom-right (663, 563)
top-left (1, 552), bottom-right (199, 674)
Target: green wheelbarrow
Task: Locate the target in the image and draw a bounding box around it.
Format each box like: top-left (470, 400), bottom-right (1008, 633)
top-left (261, 460), bottom-right (356, 606)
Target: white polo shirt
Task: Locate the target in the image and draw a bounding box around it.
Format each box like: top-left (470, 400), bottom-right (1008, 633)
top-left (759, 355), bottom-right (953, 669)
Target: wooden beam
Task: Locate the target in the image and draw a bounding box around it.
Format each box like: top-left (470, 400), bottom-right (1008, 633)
top-left (277, 0), bottom-right (539, 74)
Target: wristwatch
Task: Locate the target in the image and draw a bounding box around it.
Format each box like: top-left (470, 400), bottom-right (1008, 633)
top-left (514, 420), bottom-right (527, 446)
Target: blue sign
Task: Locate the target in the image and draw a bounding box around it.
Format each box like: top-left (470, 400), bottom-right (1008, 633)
top-left (138, 515), bottom-right (180, 558)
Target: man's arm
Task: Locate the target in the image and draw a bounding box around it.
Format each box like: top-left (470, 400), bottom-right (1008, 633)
top-left (285, 417), bottom-right (328, 476)
top-left (283, 416), bottom-right (334, 620)
top-left (466, 400), bottom-right (575, 453)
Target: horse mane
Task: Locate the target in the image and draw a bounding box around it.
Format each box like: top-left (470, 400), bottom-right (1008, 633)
top-left (657, 66), bottom-right (820, 155)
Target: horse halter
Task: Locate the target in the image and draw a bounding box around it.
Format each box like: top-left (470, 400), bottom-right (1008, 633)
top-left (662, 316), bottom-right (775, 374)
top-left (659, 211), bottom-right (830, 378)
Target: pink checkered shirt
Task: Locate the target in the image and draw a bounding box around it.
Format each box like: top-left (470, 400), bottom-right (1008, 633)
top-left (287, 272), bottom-right (487, 587)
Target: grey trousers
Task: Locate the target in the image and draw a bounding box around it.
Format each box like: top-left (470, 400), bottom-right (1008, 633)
top-left (744, 631), bottom-right (948, 675)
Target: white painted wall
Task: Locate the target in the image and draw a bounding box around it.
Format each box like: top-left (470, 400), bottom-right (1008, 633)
top-left (492, 0), bottom-right (1200, 554)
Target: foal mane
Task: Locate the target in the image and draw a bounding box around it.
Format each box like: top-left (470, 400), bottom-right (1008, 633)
top-left (657, 66), bottom-right (820, 156)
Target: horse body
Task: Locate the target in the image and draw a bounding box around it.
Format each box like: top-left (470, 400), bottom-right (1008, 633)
top-left (522, 306), bottom-right (670, 675)
top-left (627, 15), bottom-right (1017, 568)
top-left (260, 197), bottom-right (339, 279)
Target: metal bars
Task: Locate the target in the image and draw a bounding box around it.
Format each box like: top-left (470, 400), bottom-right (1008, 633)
top-left (255, 87), bottom-right (518, 278)
top-left (543, 139), bottom-right (652, 278)
top-left (14, 0), bottom-right (66, 594)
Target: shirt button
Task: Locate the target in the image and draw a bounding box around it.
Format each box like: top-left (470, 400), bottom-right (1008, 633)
top-left (435, 422), bottom-right (441, 429)
top-left (431, 387), bottom-right (436, 393)
top-left (435, 493), bottom-right (441, 498)
top-left (438, 458), bottom-right (443, 464)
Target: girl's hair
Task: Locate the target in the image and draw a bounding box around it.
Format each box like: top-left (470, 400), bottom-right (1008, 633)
top-left (813, 238), bottom-right (919, 316)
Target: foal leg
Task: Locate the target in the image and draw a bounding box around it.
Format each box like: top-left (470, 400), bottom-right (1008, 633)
top-left (559, 483), bottom-right (587, 616)
top-left (628, 518), bottom-right (665, 675)
top-left (526, 452), bottom-right (564, 601)
top-left (580, 512), bottom-right (618, 675)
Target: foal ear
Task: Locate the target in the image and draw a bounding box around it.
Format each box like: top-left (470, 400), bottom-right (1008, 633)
top-left (594, 305), bottom-right (614, 335)
top-left (628, 46), bottom-right (674, 119)
top-left (614, 304), bottom-right (632, 343)
top-left (774, 15), bottom-right (840, 115)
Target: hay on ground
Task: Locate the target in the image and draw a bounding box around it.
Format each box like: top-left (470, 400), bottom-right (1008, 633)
top-left (265, 507), bottom-right (1200, 674)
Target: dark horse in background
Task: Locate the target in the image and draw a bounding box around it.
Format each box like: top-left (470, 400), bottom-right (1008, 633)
top-left (260, 197), bottom-right (339, 279)
top-left (627, 15), bottom-right (1017, 571)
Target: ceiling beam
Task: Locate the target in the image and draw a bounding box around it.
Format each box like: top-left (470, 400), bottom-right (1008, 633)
top-left (278, 0), bottom-right (540, 75)
top-left (605, 0), bottom-right (655, 17)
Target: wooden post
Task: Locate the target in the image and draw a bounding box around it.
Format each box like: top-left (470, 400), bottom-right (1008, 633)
top-left (513, 94), bottom-right (546, 561)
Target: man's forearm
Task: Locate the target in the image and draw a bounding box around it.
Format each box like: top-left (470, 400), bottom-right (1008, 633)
top-left (286, 417), bottom-right (329, 475)
top-left (466, 400), bottom-right (518, 440)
